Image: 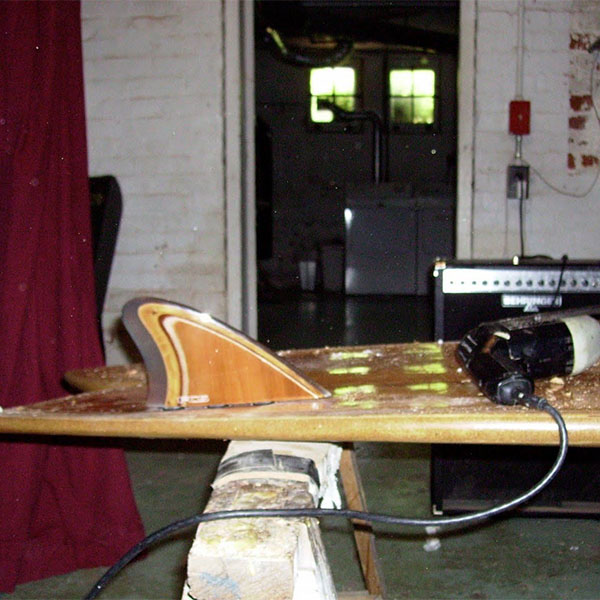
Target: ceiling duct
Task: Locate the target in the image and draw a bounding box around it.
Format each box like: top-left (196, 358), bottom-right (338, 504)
top-left (264, 26), bottom-right (353, 67)
top-left (256, 0), bottom-right (458, 58)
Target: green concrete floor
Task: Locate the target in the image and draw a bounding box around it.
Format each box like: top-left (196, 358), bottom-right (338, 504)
top-left (6, 440), bottom-right (600, 599)
top-left (5, 295), bottom-right (600, 599)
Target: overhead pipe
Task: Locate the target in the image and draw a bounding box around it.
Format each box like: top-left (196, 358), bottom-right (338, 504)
top-left (265, 27), bottom-right (353, 68)
top-left (317, 99), bottom-right (386, 184)
top-left (514, 0), bottom-right (526, 162)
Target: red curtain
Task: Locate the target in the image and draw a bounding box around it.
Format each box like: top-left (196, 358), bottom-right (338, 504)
top-left (0, 1), bottom-right (145, 592)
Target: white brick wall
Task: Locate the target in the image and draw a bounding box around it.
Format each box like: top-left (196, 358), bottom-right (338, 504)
top-left (462, 0), bottom-right (600, 260)
top-left (81, 0), bottom-right (228, 364)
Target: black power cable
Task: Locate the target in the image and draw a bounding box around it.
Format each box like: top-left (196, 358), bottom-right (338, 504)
top-left (84, 398), bottom-right (567, 600)
top-left (551, 254), bottom-right (569, 308)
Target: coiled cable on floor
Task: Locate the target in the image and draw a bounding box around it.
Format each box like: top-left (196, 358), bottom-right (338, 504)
top-left (84, 399), bottom-right (567, 600)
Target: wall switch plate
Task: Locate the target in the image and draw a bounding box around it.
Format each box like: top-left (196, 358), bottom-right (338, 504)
top-left (507, 165), bottom-right (529, 199)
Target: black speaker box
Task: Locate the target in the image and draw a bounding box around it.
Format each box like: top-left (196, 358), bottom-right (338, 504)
top-left (431, 258), bottom-right (600, 516)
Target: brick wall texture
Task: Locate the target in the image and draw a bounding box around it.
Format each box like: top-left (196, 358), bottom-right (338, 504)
top-left (81, 0), bottom-right (227, 364)
top-left (471, 0), bottom-right (600, 259)
top-left (80, 1), bottom-right (600, 358)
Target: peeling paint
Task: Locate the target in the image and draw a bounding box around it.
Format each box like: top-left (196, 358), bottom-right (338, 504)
top-left (570, 94), bottom-right (593, 111)
top-left (568, 13), bottom-right (599, 175)
top-left (569, 115), bottom-right (587, 130)
top-left (581, 154), bottom-right (599, 167)
top-left (570, 32), bottom-right (593, 51)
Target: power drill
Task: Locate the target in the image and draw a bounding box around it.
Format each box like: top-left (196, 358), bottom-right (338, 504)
top-left (457, 306), bottom-right (600, 405)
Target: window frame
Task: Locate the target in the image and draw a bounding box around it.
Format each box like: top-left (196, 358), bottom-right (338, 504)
top-left (307, 60), bottom-right (363, 133)
top-left (386, 54), bottom-right (440, 133)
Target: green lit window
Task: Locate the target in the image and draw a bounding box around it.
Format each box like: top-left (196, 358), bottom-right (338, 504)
top-left (389, 68), bottom-right (436, 126)
top-left (310, 66), bottom-right (356, 123)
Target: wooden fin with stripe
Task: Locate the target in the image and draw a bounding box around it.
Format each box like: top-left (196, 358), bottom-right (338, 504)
top-left (122, 297), bottom-right (330, 409)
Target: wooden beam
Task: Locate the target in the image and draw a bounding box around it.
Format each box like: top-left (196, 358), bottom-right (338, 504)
top-left (186, 441), bottom-right (341, 600)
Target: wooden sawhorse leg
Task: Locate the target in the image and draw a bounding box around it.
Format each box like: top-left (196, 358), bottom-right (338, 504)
top-left (340, 445), bottom-right (386, 599)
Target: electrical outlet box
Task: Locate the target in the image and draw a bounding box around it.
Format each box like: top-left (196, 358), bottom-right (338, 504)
top-left (507, 165), bottom-right (529, 199)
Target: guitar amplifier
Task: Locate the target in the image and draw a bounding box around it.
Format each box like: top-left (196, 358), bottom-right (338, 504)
top-left (433, 258), bottom-right (600, 340)
top-left (431, 258), bottom-right (600, 516)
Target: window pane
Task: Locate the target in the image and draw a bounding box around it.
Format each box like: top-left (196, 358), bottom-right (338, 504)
top-left (413, 69), bottom-right (435, 96)
top-left (310, 66), bottom-right (357, 124)
top-left (333, 67), bottom-right (355, 95)
top-left (311, 96), bottom-right (334, 123)
top-left (389, 65), bottom-right (436, 126)
top-left (413, 97), bottom-right (434, 124)
top-left (390, 98), bottom-right (412, 124)
top-left (335, 95), bottom-right (355, 112)
top-left (389, 70), bottom-right (413, 97)
top-left (310, 68), bottom-right (334, 96)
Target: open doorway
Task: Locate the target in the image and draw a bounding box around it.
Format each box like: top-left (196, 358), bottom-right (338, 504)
top-left (254, 0), bottom-right (459, 348)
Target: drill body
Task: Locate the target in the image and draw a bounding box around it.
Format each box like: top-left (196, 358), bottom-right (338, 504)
top-left (457, 306), bottom-right (600, 405)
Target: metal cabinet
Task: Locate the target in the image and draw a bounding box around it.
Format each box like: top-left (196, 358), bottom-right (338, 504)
top-left (344, 184), bottom-right (454, 295)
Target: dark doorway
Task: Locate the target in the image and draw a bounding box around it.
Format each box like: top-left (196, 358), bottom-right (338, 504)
top-left (254, 0), bottom-right (459, 346)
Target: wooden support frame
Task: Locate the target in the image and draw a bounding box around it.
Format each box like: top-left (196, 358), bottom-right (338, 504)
top-left (185, 441), bottom-right (340, 600)
top-left (340, 447), bottom-right (385, 599)
top-left (183, 441), bottom-right (384, 600)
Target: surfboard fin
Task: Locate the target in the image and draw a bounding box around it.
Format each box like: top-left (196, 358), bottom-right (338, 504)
top-left (122, 298), bottom-right (330, 409)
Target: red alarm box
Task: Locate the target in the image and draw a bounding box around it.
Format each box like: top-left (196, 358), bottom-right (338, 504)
top-left (509, 100), bottom-right (530, 135)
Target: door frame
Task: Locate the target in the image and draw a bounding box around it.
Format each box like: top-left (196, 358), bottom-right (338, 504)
top-left (224, 0), bottom-right (257, 336)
